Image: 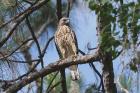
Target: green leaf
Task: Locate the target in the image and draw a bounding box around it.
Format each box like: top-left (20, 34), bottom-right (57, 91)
top-left (129, 63), bottom-right (138, 72)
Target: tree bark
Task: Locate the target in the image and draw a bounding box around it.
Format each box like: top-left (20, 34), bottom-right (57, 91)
top-left (102, 53), bottom-right (117, 93)
top-left (5, 53), bottom-right (99, 93)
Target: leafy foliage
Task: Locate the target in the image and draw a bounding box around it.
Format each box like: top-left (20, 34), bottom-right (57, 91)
top-left (88, 0), bottom-right (140, 64)
top-left (88, 1), bottom-right (140, 92)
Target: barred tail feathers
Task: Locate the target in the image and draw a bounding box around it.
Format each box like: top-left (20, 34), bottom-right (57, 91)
top-left (69, 65), bottom-right (80, 80)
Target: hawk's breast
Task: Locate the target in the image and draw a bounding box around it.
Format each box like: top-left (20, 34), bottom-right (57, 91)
top-left (55, 25), bottom-right (76, 58)
top-left (56, 25), bottom-right (72, 43)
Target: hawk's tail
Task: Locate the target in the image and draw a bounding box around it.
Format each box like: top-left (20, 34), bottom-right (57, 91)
top-left (69, 65), bottom-right (80, 80)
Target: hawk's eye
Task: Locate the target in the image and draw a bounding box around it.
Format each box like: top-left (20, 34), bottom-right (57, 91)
top-left (63, 19), bottom-right (67, 21)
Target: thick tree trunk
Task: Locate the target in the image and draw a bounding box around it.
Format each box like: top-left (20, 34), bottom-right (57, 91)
top-left (102, 53), bottom-right (117, 93)
top-left (69, 80), bottom-right (80, 93)
top-left (97, 8), bottom-right (117, 93)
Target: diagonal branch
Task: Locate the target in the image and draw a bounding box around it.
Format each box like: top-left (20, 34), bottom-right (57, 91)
top-left (47, 81), bottom-right (61, 93)
top-left (0, 22), bottom-right (21, 48)
top-left (2, 59), bottom-right (39, 64)
top-left (22, 16), bottom-right (44, 92)
top-left (89, 63), bottom-right (105, 92)
top-left (5, 53), bottom-right (99, 93)
top-left (22, 0), bottom-right (34, 5)
top-left (26, 17), bottom-right (44, 68)
top-left (0, 38), bottom-right (33, 60)
top-left (46, 72), bottom-right (59, 93)
top-left (42, 36), bottom-right (54, 56)
top-left (78, 49), bottom-right (104, 92)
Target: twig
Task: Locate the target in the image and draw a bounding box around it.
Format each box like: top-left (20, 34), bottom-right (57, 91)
top-left (0, 22), bottom-right (21, 48)
top-left (26, 17), bottom-right (44, 93)
top-left (0, 0), bottom-right (50, 29)
top-left (78, 49), bottom-right (85, 55)
top-left (89, 63), bottom-right (105, 93)
top-left (113, 49), bottom-right (123, 60)
top-left (2, 59), bottom-right (39, 63)
top-left (78, 49), bottom-right (105, 92)
top-left (26, 21), bottom-right (52, 50)
top-left (87, 43), bottom-right (98, 50)
top-left (0, 60), bottom-right (41, 83)
top-left (26, 17), bottom-right (44, 68)
top-left (47, 81), bottom-right (61, 93)
top-left (46, 72), bottom-right (59, 93)
top-left (42, 36), bottom-right (54, 56)
top-left (0, 38), bottom-right (33, 60)
top-left (22, 0), bottom-right (34, 5)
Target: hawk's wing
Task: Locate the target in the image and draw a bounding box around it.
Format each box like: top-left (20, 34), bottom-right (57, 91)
top-left (54, 41), bottom-right (62, 58)
top-left (70, 28), bottom-right (78, 55)
top-left (54, 31), bottom-right (63, 59)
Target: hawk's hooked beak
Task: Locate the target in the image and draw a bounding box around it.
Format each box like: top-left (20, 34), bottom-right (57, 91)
top-left (65, 19), bottom-right (70, 24)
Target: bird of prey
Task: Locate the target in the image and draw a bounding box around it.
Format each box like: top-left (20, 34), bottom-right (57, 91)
top-left (54, 17), bottom-right (80, 80)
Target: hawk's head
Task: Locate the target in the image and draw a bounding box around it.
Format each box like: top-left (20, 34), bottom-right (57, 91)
top-left (58, 17), bottom-right (70, 26)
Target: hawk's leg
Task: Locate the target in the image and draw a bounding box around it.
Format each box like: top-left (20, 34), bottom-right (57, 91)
top-left (71, 54), bottom-right (77, 61)
top-left (69, 54), bottom-right (80, 80)
top-left (71, 42), bottom-right (78, 61)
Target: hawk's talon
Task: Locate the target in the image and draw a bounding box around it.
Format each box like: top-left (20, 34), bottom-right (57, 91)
top-left (71, 55), bottom-right (77, 61)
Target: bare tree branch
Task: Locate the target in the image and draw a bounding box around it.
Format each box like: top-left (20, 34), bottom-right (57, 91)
top-left (89, 63), bottom-right (105, 93)
top-left (0, 22), bottom-right (21, 48)
top-left (5, 53), bottom-right (99, 93)
top-left (26, 17), bottom-right (44, 68)
top-left (0, 0), bottom-right (50, 29)
top-left (78, 49), bottom-right (104, 92)
top-left (42, 36), bottom-right (54, 57)
top-left (22, 0), bottom-right (34, 5)
top-left (2, 59), bottom-right (39, 63)
top-left (0, 60), bottom-right (40, 83)
top-left (26, 18), bottom-right (54, 49)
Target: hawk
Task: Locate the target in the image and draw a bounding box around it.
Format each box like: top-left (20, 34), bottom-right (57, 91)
top-left (54, 17), bottom-right (80, 80)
